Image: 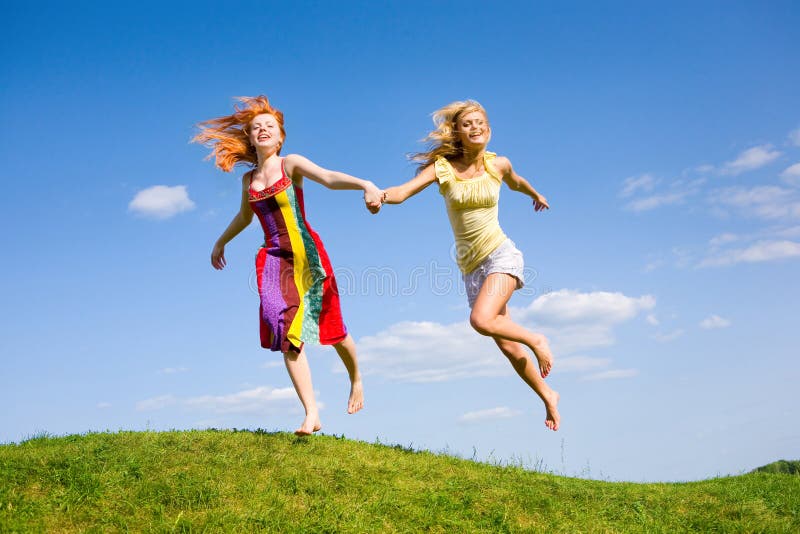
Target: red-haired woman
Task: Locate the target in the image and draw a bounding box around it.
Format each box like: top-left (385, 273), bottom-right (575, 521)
top-left (193, 96), bottom-right (382, 435)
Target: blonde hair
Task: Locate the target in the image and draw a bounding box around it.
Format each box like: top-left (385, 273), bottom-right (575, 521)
top-left (192, 95), bottom-right (286, 172)
top-left (410, 100), bottom-right (489, 170)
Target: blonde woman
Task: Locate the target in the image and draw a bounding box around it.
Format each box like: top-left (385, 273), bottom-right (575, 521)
top-left (193, 95), bottom-right (383, 435)
top-left (381, 100), bottom-right (560, 431)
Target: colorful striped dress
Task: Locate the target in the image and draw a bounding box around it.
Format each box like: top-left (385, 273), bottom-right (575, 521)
top-left (248, 159), bottom-right (347, 353)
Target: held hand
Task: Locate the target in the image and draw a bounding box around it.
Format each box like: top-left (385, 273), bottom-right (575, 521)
top-left (364, 186), bottom-right (384, 214)
top-left (211, 242), bottom-right (227, 270)
top-left (532, 192), bottom-right (550, 212)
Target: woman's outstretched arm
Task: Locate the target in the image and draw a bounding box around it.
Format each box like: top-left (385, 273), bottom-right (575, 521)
top-left (382, 164), bottom-right (437, 204)
top-left (284, 154), bottom-right (383, 210)
top-left (495, 156), bottom-right (549, 212)
top-left (211, 174), bottom-right (255, 269)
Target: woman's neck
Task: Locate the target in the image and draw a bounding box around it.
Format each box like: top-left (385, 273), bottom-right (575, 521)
top-left (255, 149), bottom-right (281, 170)
top-left (458, 146), bottom-right (485, 165)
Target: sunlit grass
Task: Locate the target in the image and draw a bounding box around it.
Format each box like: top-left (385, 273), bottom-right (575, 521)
top-left (1, 430), bottom-right (798, 532)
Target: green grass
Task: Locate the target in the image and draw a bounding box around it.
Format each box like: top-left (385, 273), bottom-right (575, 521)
top-left (753, 460), bottom-right (800, 476)
top-left (1, 430), bottom-right (798, 532)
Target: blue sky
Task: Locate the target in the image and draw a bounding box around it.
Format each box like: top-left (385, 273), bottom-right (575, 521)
top-left (2, 1), bottom-right (799, 482)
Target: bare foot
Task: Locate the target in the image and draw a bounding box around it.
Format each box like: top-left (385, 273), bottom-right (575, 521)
top-left (347, 379), bottom-right (364, 414)
top-left (294, 413), bottom-right (322, 436)
top-left (530, 334), bottom-right (554, 378)
top-left (544, 390), bottom-right (560, 431)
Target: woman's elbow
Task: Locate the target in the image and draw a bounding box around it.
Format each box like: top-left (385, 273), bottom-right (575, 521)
top-left (386, 188), bottom-right (406, 204)
top-left (239, 211), bottom-right (254, 225)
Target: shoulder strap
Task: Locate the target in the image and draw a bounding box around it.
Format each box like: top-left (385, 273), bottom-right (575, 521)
top-left (434, 156), bottom-right (455, 186)
top-left (483, 152), bottom-right (502, 182)
top-left (280, 157), bottom-right (290, 181)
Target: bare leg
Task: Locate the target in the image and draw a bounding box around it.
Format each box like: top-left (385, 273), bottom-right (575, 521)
top-left (332, 334), bottom-right (364, 414)
top-left (493, 307), bottom-right (560, 431)
top-left (470, 273), bottom-right (554, 378)
top-left (283, 348), bottom-right (321, 435)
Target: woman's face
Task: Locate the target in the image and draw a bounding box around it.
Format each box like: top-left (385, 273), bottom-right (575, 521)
top-left (248, 113), bottom-right (283, 152)
top-left (455, 110), bottom-right (490, 148)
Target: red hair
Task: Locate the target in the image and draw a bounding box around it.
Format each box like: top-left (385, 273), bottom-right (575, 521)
top-left (192, 95), bottom-right (286, 172)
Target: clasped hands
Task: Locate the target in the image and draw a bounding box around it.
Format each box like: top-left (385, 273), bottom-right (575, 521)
top-left (363, 186), bottom-right (386, 214)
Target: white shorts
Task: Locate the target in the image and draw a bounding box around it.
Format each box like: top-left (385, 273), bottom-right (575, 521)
top-left (462, 239), bottom-right (525, 308)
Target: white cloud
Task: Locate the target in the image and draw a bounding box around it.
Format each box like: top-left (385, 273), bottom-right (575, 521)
top-left (457, 406), bottom-right (523, 423)
top-left (713, 185), bottom-right (789, 205)
top-left (96, 402), bottom-right (112, 409)
top-left (557, 355), bottom-right (612, 372)
top-left (515, 290), bottom-right (656, 326)
top-left (774, 225), bottom-right (800, 238)
top-left (544, 325), bottom-right (620, 355)
top-left (709, 233), bottom-right (739, 248)
top-left (625, 191), bottom-right (689, 212)
top-left (262, 361), bottom-right (284, 369)
top-left (136, 386), bottom-right (301, 415)
top-left (355, 290), bottom-right (652, 383)
top-left (621, 172), bottom-right (706, 214)
top-left (159, 366), bottom-right (189, 374)
top-left (789, 128), bottom-right (800, 147)
top-left (515, 290), bottom-right (655, 355)
top-left (710, 186), bottom-right (800, 220)
top-left (700, 315), bottom-right (731, 329)
top-left (184, 386), bottom-right (298, 414)
top-left (646, 314), bottom-right (659, 326)
top-left (671, 247), bottom-right (694, 269)
top-left (694, 164), bottom-right (715, 174)
top-left (709, 226), bottom-right (800, 246)
top-left (136, 394), bottom-right (177, 411)
top-left (699, 240), bottom-right (800, 267)
top-left (643, 258), bottom-right (663, 272)
top-left (357, 321), bottom-right (508, 383)
top-left (720, 145), bottom-right (781, 175)
top-left (620, 174), bottom-right (659, 198)
top-left (129, 185), bottom-right (195, 219)
top-left (581, 369), bottom-right (639, 381)
top-left (654, 329), bottom-right (685, 343)
top-left (781, 163), bottom-right (800, 186)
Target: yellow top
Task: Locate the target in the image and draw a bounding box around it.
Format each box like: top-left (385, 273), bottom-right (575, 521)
top-left (435, 151), bottom-right (507, 274)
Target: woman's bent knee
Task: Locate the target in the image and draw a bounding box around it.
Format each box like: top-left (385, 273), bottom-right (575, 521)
top-left (470, 313), bottom-right (494, 336)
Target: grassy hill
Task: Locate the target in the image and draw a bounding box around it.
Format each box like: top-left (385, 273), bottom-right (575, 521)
top-left (754, 460), bottom-right (800, 476)
top-left (1, 430), bottom-right (798, 532)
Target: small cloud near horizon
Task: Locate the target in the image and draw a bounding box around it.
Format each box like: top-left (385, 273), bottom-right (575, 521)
top-left (581, 369), bottom-right (638, 381)
top-left (159, 366), bottom-right (189, 375)
top-left (136, 386), bottom-right (305, 416)
top-left (458, 406), bottom-right (523, 423)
